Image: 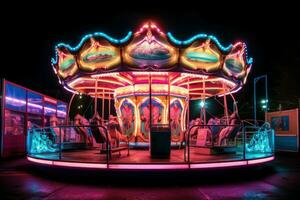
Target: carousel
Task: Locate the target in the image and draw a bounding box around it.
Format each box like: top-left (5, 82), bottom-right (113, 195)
top-left (26, 22), bottom-right (274, 170)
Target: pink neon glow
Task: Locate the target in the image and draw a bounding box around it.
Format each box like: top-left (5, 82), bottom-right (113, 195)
top-left (190, 161), bottom-right (247, 169)
top-left (135, 22), bottom-right (163, 35)
top-left (232, 42), bottom-right (243, 48)
top-left (27, 156), bottom-right (54, 165)
top-left (5, 96), bottom-right (26, 105)
top-left (27, 157), bottom-right (107, 169)
top-left (53, 161), bottom-right (107, 169)
top-left (247, 156), bottom-right (274, 165)
top-left (63, 85), bottom-right (78, 94)
top-left (44, 97), bottom-right (57, 104)
top-left (27, 156), bottom-right (275, 170)
top-left (109, 164), bottom-right (189, 170)
top-left (5, 96), bottom-right (66, 115)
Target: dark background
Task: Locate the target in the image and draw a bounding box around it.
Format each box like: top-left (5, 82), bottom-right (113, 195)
top-left (2, 3), bottom-right (300, 120)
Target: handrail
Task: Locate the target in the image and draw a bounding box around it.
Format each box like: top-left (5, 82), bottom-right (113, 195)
top-left (186, 124), bottom-right (242, 163)
top-left (27, 123), bottom-right (274, 168)
top-left (28, 124), bottom-right (110, 162)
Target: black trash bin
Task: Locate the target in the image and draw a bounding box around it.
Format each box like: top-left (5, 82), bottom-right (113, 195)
top-left (150, 124), bottom-right (171, 158)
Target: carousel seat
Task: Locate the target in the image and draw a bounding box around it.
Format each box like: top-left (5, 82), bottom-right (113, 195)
top-left (90, 121), bottom-right (130, 159)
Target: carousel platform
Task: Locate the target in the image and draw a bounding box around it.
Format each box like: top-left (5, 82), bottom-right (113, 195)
top-left (27, 148), bottom-right (274, 170)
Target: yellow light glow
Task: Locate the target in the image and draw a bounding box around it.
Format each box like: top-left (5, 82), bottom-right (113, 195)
top-left (181, 40), bottom-right (221, 72)
top-left (78, 38), bottom-right (121, 71)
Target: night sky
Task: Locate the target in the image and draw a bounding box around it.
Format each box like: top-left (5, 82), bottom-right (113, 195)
top-left (2, 4), bottom-right (300, 119)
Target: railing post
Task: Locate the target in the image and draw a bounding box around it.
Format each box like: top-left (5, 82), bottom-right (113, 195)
top-left (59, 126), bottom-right (62, 160)
top-left (188, 126), bottom-right (191, 166)
top-left (243, 125), bottom-right (246, 160)
top-left (184, 130), bottom-right (186, 162)
top-left (105, 126), bottom-right (109, 167)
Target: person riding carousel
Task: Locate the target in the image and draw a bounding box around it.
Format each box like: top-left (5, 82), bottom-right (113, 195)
top-left (74, 114), bottom-right (93, 145)
top-left (108, 115), bottom-right (129, 147)
top-left (90, 112), bottom-right (111, 144)
top-left (50, 115), bottom-right (64, 142)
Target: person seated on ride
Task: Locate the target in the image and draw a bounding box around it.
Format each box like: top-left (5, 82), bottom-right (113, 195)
top-left (217, 118), bottom-right (239, 146)
top-left (189, 118), bottom-right (202, 138)
top-left (50, 115), bottom-right (64, 142)
top-left (108, 115), bottom-right (128, 147)
top-left (90, 113), bottom-right (111, 143)
top-left (74, 114), bottom-right (93, 145)
top-left (208, 117), bottom-right (222, 142)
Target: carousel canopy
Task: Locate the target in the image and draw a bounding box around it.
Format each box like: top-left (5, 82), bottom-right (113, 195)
top-left (51, 22), bottom-right (252, 99)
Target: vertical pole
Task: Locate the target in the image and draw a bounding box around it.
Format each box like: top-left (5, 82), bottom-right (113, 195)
top-left (224, 95), bottom-right (229, 125)
top-left (149, 73), bottom-right (152, 129)
top-left (254, 78), bottom-right (257, 125)
top-left (203, 99), bottom-right (206, 125)
top-left (223, 83), bottom-right (229, 125)
top-left (243, 126), bottom-right (246, 160)
top-left (168, 73), bottom-right (170, 127)
top-left (108, 94), bottom-right (111, 117)
top-left (102, 89), bottom-right (105, 120)
top-left (254, 75), bottom-right (268, 126)
top-left (67, 93), bottom-right (76, 124)
top-left (59, 127), bottom-right (62, 160)
top-left (187, 77), bottom-right (190, 131)
top-left (186, 77), bottom-right (190, 162)
top-left (265, 75), bottom-right (268, 111)
top-left (200, 78), bottom-right (207, 125)
top-left (94, 78), bottom-right (98, 116)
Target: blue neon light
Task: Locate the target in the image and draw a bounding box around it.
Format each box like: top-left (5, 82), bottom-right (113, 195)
top-left (247, 57), bottom-right (253, 65)
top-left (57, 31), bottom-right (132, 50)
top-left (5, 83), bottom-right (27, 112)
top-left (27, 128), bottom-right (58, 154)
top-left (167, 32), bottom-right (232, 51)
top-left (246, 128), bottom-right (273, 153)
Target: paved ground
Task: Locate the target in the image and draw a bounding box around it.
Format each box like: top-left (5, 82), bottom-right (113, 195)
top-left (0, 152), bottom-right (299, 199)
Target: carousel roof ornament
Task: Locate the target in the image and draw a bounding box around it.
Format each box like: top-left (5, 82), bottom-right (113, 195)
top-left (51, 21), bottom-right (253, 99)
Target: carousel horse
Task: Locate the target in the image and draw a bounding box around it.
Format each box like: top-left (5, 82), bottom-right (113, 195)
top-left (74, 114), bottom-right (93, 146)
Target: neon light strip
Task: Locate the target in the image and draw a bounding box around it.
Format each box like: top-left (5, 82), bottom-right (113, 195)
top-left (63, 85), bottom-right (79, 94)
top-left (218, 86), bottom-right (242, 97)
top-left (189, 87), bottom-right (224, 91)
top-left (5, 96), bottom-right (67, 115)
top-left (91, 73), bottom-right (133, 85)
top-left (27, 157), bottom-right (107, 169)
top-left (190, 161), bottom-right (247, 169)
top-left (27, 157), bottom-right (54, 165)
top-left (91, 73), bottom-right (120, 78)
top-left (68, 77), bottom-right (124, 87)
top-left (181, 73), bottom-right (208, 79)
top-left (53, 161), bottom-right (107, 169)
top-left (109, 164), bottom-right (189, 170)
top-left (132, 72), bottom-right (169, 76)
top-left (44, 97), bottom-right (57, 104)
top-left (247, 156), bottom-right (274, 164)
top-left (76, 87), bottom-right (114, 91)
top-left (177, 77), bottom-right (236, 88)
top-left (27, 156), bottom-right (274, 170)
top-left (5, 96), bottom-right (26, 105)
top-left (167, 32), bottom-right (232, 51)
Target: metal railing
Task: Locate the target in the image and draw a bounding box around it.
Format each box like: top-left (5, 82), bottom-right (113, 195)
top-left (185, 124), bottom-right (243, 162)
top-left (27, 123), bottom-right (275, 165)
